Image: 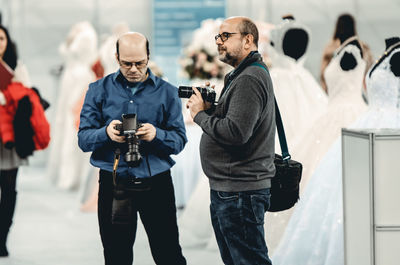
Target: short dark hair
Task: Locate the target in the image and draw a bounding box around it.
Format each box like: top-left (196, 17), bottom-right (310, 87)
top-left (238, 18), bottom-right (259, 48)
top-left (0, 24), bottom-right (18, 70)
top-left (116, 38), bottom-right (150, 59)
top-left (333, 13), bottom-right (357, 43)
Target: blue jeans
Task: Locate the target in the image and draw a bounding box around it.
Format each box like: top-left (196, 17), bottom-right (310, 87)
top-left (210, 188), bottom-right (272, 265)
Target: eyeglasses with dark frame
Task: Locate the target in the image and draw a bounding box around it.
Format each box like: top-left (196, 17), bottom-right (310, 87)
top-left (119, 59), bottom-right (148, 70)
top-left (214, 32), bottom-right (248, 42)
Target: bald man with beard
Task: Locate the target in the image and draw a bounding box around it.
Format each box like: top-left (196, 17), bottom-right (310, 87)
top-left (78, 32), bottom-right (187, 265)
top-left (187, 17), bottom-right (275, 265)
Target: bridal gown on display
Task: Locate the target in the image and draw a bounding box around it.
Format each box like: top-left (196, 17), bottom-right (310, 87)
top-left (268, 18), bottom-right (328, 146)
top-left (264, 18), bottom-right (328, 253)
top-left (266, 37), bottom-right (368, 255)
top-left (269, 56), bottom-right (328, 145)
top-left (272, 44), bottom-right (400, 265)
top-left (46, 21), bottom-right (97, 190)
top-left (290, 37), bottom-right (367, 189)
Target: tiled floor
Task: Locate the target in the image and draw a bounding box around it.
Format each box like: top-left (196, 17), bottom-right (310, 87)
top-left (1, 166), bottom-right (223, 265)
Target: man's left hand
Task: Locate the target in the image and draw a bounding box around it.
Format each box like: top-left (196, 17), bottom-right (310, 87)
top-left (136, 123), bottom-right (156, 142)
top-left (186, 87), bottom-right (211, 119)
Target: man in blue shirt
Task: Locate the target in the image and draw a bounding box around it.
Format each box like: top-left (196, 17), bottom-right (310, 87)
top-left (78, 32), bottom-right (187, 265)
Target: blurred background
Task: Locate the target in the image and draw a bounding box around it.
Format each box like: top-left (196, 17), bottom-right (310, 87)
top-left (1, 1), bottom-right (399, 148)
top-left (0, 0), bottom-right (399, 264)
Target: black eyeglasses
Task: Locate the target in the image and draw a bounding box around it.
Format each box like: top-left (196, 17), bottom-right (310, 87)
top-left (214, 32), bottom-right (248, 42)
top-left (119, 59), bottom-right (148, 69)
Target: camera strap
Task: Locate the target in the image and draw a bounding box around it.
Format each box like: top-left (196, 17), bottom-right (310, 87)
top-left (113, 148), bottom-right (121, 186)
top-left (219, 51), bottom-right (261, 101)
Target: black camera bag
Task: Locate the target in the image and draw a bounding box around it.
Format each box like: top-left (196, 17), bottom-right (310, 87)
top-left (268, 98), bottom-right (303, 212)
top-left (251, 62), bottom-right (303, 212)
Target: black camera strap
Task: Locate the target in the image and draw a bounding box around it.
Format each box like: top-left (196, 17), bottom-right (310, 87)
top-left (219, 51), bottom-right (261, 101)
top-left (145, 155), bottom-right (152, 178)
top-left (251, 62), bottom-right (291, 161)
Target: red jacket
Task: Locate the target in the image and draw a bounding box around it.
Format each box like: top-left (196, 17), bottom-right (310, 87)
top-left (0, 82), bottom-right (50, 150)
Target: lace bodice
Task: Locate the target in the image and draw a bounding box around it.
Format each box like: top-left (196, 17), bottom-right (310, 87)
top-left (324, 44), bottom-right (366, 104)
top-left (366, 48), bottom-right (400, 110)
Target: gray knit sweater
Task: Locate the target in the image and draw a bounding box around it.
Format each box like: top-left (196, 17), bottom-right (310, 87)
top-left (194, 53), bottom-right (276, 192)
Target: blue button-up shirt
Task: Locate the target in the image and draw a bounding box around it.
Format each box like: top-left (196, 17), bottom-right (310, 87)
top-left (78, 69), bottom-right (187, 179)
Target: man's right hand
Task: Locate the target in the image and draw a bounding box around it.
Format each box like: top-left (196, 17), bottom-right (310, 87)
top-left (106, 120), bottom-right (125, 143)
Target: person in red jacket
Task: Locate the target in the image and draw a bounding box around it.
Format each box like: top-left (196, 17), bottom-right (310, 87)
top-left (0, 82), bottom-right (50, 154)
top-left (0, 24), bottom-right (48, 258)
top-left (0, 24), bottom-right (20, 258)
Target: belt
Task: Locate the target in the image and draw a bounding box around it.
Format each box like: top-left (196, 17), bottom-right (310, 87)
top-left (118, 170), bottom-right (170, 193)
top-left (100, 169), bottom-right (170, 189)
top-left (116, 169), bottom-right (170, 181)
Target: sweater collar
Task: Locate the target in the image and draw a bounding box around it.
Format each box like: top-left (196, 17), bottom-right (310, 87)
top-left (227, 51), bottom-right (262, 81)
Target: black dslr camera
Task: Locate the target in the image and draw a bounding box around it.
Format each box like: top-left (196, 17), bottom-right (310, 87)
top-left (114, 114), bottom-right (142, 167)
top-left (178, 86), bottom-right (216, 103)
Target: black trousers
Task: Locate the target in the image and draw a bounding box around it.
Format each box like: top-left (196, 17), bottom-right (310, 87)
top-left (0, 168), bottom-right (18, 248)
top-left (98, 169), bottom-right (186, 265)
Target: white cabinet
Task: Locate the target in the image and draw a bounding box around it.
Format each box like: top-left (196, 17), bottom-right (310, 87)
top-left (342, 129), bottom-right (400, 265)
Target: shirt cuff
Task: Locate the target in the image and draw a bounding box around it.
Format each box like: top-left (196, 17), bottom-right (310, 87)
top-left (151, 127), bottom-right (166, 144)
top-left (99, 126), bottom-right (111, 142)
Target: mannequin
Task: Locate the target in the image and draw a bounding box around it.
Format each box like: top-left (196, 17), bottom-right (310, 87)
top-left (320, 13), bottom-right (373, 94)
top-left (368, 37), bottom-right (400, 77)
top-left (266, 15), bottom-right (327, 149)
top-left (390, 52), bottom-right (400, 76)
top-left (272, 37), bottom-right (400, 265)
top-left (269, 15), bottom-right (311, 65)
top-left (264, 16), bottom-right (328, 253)
top-left (280, 15), bottom-right (309, 62)
top-left (337, 36), bottom-right (364, 71)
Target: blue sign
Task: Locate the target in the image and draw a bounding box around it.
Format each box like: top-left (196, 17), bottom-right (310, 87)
top-left (153, 0), bottom-right (226, 84)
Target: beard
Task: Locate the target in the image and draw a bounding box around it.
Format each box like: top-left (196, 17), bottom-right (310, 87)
top-left (218, 46), bottom-right (241, 67)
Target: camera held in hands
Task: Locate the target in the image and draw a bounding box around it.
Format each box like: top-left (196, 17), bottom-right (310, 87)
top-left (178, 86), bottom-right (216, 103)
top-left (114, 114), bottom-right (142, 167)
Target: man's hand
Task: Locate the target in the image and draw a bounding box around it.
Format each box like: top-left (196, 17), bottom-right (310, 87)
top-left (106, 120), bottom-right (125, 143)
top-left (136, 123), bottom-right (156, 142)
top-left (186, 83), bottom-right (213, 119)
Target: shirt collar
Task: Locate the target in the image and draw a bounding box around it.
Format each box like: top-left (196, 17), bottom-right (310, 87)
top-left (113, 68), bottom-right (157, 86)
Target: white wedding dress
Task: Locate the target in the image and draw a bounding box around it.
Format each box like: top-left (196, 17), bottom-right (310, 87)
top-left (272, 47), bottom-right (400, 265)
top-left (291, 41), bottom-right (367, 189)
top-left (270, 55), bottom-right (328, 147)
top-left (46, 21), bottom-right (97, 190)
top-left (264, 51), bottom-right (329, 254)
top-left (267, 18), bottom-right (328, 147)
top-left (265, 40), bottom-right (368, 254)
top-left (262, 20), bottom-right (329, 253)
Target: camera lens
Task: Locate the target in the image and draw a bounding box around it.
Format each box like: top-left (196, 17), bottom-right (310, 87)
top-left (178, 86), bottom-right (193, 98)
top-left (178, 86), bottom-right (216, 103)
top-left (124, 133), bottom-right (142, 167)
top-left (125, 152), bottom-right (142, 167)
